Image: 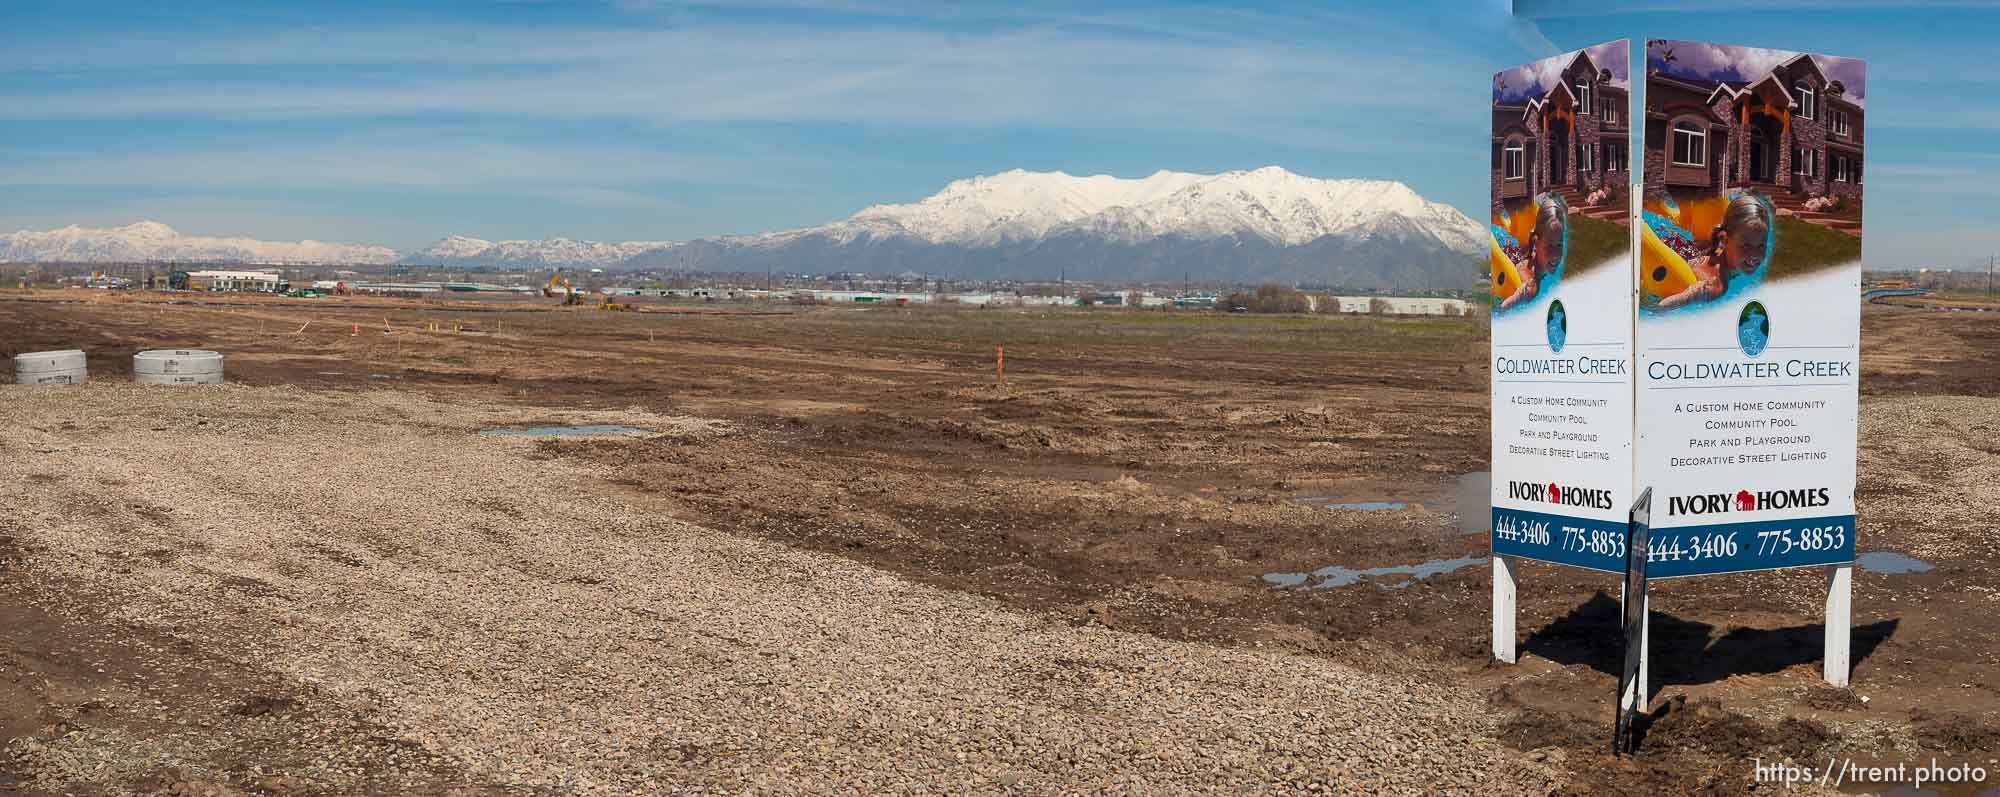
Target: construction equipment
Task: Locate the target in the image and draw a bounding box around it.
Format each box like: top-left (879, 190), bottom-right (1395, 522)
top-left (544, 275), bottom-right (585, 305)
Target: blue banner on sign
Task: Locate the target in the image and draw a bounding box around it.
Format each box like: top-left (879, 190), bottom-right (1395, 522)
top-left (1491, 506), bottom-right (1629, 573)
top-left (1645, 515), bottom-right (1856, 578)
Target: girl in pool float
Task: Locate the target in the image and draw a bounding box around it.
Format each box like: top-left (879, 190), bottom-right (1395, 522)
top-left (1644, 191), bottom-right (1774, 310)
top-left (1492, 194), bottom-right (1567, 312)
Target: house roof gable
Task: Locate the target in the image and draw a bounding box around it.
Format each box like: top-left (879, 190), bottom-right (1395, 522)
top-left (1561, 49), bottom-right (1598, 81)
top-left (1530, 80), bottom-right (1578, 111)
top-left (1778, 53), bottom-right (1830, 87)
top-left (1706, 73), bottom-right (1795, 110)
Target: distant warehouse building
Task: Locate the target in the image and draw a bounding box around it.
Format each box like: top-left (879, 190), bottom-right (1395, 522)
top-left (185, 270), bottom-right (284, 292)
top-left (1330, 296), bottom-right (1474, 315)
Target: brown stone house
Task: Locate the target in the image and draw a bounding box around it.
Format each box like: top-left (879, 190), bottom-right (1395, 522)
top-left (1644, 52), bottom-right (1864, 216)
top-left (1490, 49), bottom-right (1630, 216)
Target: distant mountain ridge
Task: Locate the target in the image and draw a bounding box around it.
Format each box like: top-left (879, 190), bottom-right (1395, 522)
top-left (631, 167), bottom-right (1483, 289)
top-left (810, 166), bottom-right (1480, 250)
top-left (0, 221), bottom-right (397, 265)
top-left (405, 234), bottom-right (677, 268)
top-left (3, 167), bottom-right (1483, 289)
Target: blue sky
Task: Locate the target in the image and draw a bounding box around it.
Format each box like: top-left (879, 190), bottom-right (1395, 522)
top-left (1, 1), bottom-right (1996, 268)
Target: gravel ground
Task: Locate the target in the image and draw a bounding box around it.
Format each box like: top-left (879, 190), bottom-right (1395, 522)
top-left (2, 384), bottom-right (1558, 795)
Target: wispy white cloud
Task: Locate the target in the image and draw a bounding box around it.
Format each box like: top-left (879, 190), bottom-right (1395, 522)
top-left (1505, 17), bottom-right (1559, 60)
top-left (1648, 40), bottom-right (1865, 105)
top-left (0, 138), bottom-right (771, 189)
top-left (0, 14), bottom-right (1481, 147)
top-left (0, 1), bottom-right (1511, 244)
top-left (1494, 40), bottom-right (1627, 104)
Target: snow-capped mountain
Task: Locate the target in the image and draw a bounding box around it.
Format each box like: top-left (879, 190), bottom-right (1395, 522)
top-left (0, 221), bottom-right (397, 265)
top-left (403, 235), bottom-right (677, 268)
top-left (632, 167), bottom-right (1483, 289)
top-left (2, 168), bottom-right (1484, 288)
top-left (835, 166), bottom-right (1480, 250)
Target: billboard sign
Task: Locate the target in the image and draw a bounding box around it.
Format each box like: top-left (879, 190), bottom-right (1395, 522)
top-left (1634, 40), bottom-right (1863, 577)
top-left (1489, 40), bottom-right (1637, 573)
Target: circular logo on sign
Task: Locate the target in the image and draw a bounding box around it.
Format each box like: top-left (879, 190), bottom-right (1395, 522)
top-left (1546, 299), bottom-right (1567, 353)
top-left (1738, 301), bottom-right (1769, 357)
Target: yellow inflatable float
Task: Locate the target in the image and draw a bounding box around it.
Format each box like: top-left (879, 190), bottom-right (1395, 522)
top-left (1639, 217), bottom-right (1698, 299)
top-left (1490, 234), bottom-right (1523, 300)
top-left (1638, 193), bottom-right (1731, 300)
top-left (1489, 201), bottom-right (1545, 300)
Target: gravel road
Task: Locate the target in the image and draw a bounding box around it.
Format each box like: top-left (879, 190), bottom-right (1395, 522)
top-left (3, 384), bottom-right (1557, 794)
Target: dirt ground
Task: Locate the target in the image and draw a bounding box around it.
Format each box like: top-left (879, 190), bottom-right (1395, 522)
top-left (3, 289), bottom-right (1998, 794)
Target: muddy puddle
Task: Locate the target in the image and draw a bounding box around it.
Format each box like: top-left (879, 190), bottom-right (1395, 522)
top-left (1263, 556), bottom-right (1486, 590)
top-left (1289, 471), bottom-right (1487, 532)
top-left (1855, 551), bottom-right (1935, 574)
top-left (481, 424), bottom-right (655, 437)
top-left (1290, 497), bottom-right (1409, 511)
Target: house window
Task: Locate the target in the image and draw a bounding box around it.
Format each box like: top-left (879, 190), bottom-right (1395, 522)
top-left (1503, 142), bottom-right (1524, 180)
top-left (1672, 120), bottom-right (1706, 166)
top-left (1833, 109), bottom-right (1849, 136)
top-left (1792, 147), bottom-right (1819, 177)
top-left (1832, 155), bottom-right (1849, 182)
top-left (1602, 100), bottom-right (1620, 125)
top-left (1577, 82), bottom-right (1592, 115)
top-left (1796, 81), bottom-right (1816, 119)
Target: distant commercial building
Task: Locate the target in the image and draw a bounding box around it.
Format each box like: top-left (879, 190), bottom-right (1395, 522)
top-left (811, 290), bottom-right (932, 304)
top-left (186, 270), bottom-right (283, 292)
top-left (1330, 296), bottom-right (1473, 315)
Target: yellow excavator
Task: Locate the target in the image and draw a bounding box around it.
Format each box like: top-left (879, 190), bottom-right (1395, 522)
top-left (545, 275), bottom-right (584, 306)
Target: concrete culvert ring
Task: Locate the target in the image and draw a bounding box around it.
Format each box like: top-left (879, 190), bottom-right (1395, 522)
top-left (134, 349), bottom-right (225, 385)
top-left (13, 349), bottom-right (88, 385)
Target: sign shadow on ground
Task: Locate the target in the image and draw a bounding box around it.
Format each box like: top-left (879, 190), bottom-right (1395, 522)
top-left (1521, 592), bottom-right (1897, 687)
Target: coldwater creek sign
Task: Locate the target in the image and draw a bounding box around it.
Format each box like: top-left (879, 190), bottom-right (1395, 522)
top-left (1487, 38), bottom-right (1866, 688)
top-left (1632, 37), bottom-right (1862, 579)
top-left (1487, 39), bottom-right (1636, 575)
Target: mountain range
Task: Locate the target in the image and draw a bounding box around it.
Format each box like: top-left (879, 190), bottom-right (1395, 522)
top-left (0, 221), bottom-right (398, 266)
top-left (1, 167), bottom-right (1484, 289)
top-left (407, 234), bottom-right (677, 268)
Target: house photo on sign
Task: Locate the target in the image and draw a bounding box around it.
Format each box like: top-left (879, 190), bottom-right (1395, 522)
top-left (1636, 40), bottom-right (1864, 577)
top-left (1488, 40), bottom-right (1636, 574)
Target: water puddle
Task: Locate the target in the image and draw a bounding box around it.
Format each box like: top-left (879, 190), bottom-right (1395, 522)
top-left (1292, 496), bottom-right (1409, 511)
top-left (1453, 471), bottom-right (1490, 535)
top-left (1856, 551), bottom-right (1935, 575)
top-left (1262, 556), bottom-right (1486, 590)
top-left (481, 424), bottom-right (655, 437)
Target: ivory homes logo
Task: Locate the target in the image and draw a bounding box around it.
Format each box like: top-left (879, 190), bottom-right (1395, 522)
top-left (1667, 487), bottom-right (1833, 516)
top-left (1506, 480), bottom-right (1616, 510)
